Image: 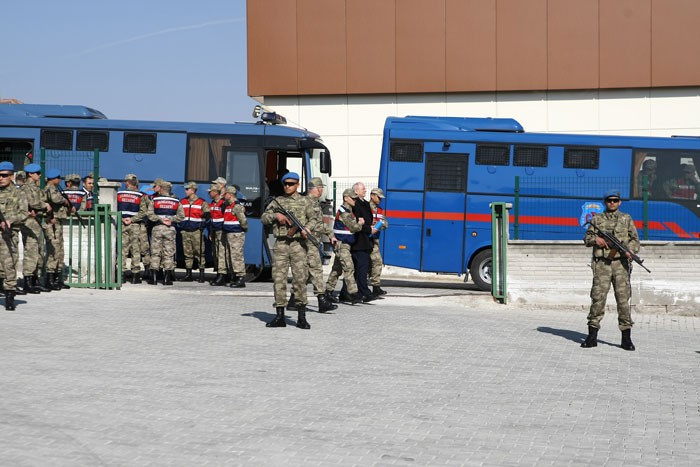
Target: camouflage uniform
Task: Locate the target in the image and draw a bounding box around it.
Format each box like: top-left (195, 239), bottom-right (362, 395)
top-left (179, 191), bottom-right (210, 270)
top-left (306, 193), bottom-right (330, 295)
top-left (584, 210), bottom-right (640, 330)
top-left (139, 194), bottom-right (153, 270)
top-left (261, 192), bottom-right (318, 307)
top-left (19, 178), bottom-right (46, 278)
top-left (147, 188), bottom-right (184, 272)
top-left (44, 184), bottom-right (69, 275)
top-left (369, 200), bottom-right (388, 287)
top-left (325, 203), bottom-right (362, 295)
top-left (0, 181), bottom-right (26, 292)
top-left (117, 184), bottom-right (148, 274)
top-left (223, 201), bottom-right (248, 276)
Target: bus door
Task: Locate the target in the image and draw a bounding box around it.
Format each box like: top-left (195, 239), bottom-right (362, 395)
top-left (421, 144), bottom-right (471, 273)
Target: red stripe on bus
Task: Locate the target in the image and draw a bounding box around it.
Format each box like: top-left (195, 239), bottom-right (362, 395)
top-left (663, 222), bottom-right (692, 238)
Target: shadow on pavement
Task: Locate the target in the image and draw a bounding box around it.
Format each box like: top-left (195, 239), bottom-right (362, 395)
top-left (382, 278), bottom-right (484, 292)
top-left (242, 311), bottom-right (278, 324)
top-left (537, 326), bottom-right (619, 348)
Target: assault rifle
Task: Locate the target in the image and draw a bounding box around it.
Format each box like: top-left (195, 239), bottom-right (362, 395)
top-left (0, 207), bottom-right (9, 237)
top-left (269, 198), bottom-right (322, 251)
top-left (585, 221), bottom-right (651, 273)
top-left (58, 187), bottom-right (86, 229)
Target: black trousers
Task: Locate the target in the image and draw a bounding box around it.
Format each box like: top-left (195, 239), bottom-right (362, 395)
top-left (352, 249), bottom-right (372, 297)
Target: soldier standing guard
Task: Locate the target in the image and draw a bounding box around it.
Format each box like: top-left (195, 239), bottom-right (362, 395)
top-left (369, 187), bottom-right (388, 296)
top-left (221, 186), bottom-right (247, 288)
top-left (18, 164), bottom-right (50, 294)
top-left (178, 182), bottom-right (210, 283)
top-left (139, 184), bottom-right (155, 280)
top-left (147, 181), bottom-right (184, 285)
top-left (261, 172), bottom-right (319, 329)
top-left (43, 168), bottom-right (73, 291)
top-left (117, 174), bottom-right (148, 283)
top-left (208, 183), bottom-right (227, 286)
top-left (582, 189), bottom-right (640, 351)
top-left (0, 161), bottom-right (27, 310)
top-left (63, 174), bottom-right (86, 211)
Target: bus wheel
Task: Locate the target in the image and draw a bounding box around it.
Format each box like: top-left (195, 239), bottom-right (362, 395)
top-left (470, 249), bottom-right (492, 291)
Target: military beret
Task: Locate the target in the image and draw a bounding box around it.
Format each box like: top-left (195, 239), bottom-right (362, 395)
top-left (281, 172), bottom-right (300, 182)
top-left (24, 163), bottom-right (41, 173)
top-left (46, 168), bottom-right (61, 179)
top-left (370, 188), bottom-right (385, 198)
top-left (308, 177), bottom-right (324, 188)
top-left (603, 189), bottom-right (621, 200)
top-left (342, 188), bottom-right (358, 199)
top-left (0, 161), bottom-right (14, 172)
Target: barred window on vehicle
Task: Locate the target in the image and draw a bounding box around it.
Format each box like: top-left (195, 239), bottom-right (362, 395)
top-left (41, 129), bottom-right (73, 150)
top-left (124, 132), bottom-right (157, 154)
top-left (564, 147), bottom-right (599, 169)
top-left (390, 141), bottom-right (424, 162)
top-left (475, 144), bottom-right (510, 166)
top-left (514, 145), bottom-right (548, 167)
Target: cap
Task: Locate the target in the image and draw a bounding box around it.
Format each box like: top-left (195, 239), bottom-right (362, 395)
top-left (342, 188), bottom-right (358, 199)
top-left (642, 159), bottom-right (657, 169)
top-left (212, 176), bottom-right (227, 186)
top-left (14, 170), bottom-right (26, 181)
top-left (152, 177), bottom-right (165, 187)
top-left (225, 185), bottom-right (237, 195)
top-left (140, 184), bottom-right (155, 195)
top-left (281, 172), bottom-right (300, 182)
top-left (184, 181), bottom-right (198, 190)
top-left (208, 183), bottom-right (220, 192)
top-left (603, 189), bottom-right (621, 200)
top-left (161, 181), bottom-right (172, 190)
top-left (682, 164), bottom-right (696, 173)
top-left (24, 163), bottom-right (41, 173)
top-left (124, 173), bottom-right (138, 184)
top-left (308, 177), bottom-right (325, 188)
top-left (46, 168), bottom-right (61, 179)
top-left (370, 188), bottom-right (385, 198)
top-left (65, 173), bottom-right (81, 183)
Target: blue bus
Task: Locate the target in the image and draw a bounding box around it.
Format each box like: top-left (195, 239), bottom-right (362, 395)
top-left (377, 115), bottom-right (700, 290)
top-left (0, 103), bottom-right (333, 279)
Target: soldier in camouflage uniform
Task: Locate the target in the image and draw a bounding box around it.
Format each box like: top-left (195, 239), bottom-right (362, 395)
top-left (139, 184), bottom-right (155, 280)
top-left (325, 188), bottom-right (364, 305)
top-left (369, 187), bottom-right (388, 296)
top-left (261, 172), bottom-right (319, 329)
top-left (0, 161), bottom-right (27, 310)
top-left (293, 177), bottom-right (337, 312)
top-left (582, 190), bottom-right (640, 351)
top-left (147, 180), bottom-right (184, 285)
top-left (43, 168), bottom-right (74, 291)
top-left (117, 174), bottom-right (149, 283)
top-left (222, 186), bottom-right (247, 288)
top-left (208, 183), bottom-right (227, 286)
top-left (178, 181), bottom-right (210, 282)
top-left (18, 164), bottom-right (50, 294)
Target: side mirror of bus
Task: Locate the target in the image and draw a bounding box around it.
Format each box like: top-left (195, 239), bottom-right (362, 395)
top-left (320, 150), bottom-right (332, 176)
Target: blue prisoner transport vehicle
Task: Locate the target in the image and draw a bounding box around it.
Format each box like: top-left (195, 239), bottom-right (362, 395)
top-left (377, 115), bottom-right (700, 290)
top-left (0, 103), bottom-right (333, 279)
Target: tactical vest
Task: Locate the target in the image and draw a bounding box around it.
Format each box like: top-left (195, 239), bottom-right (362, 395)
top-left (153, 195), bottom-right (179, 220)
top-left (83, 188), bottom-right (93, 210)
top-left (209, 197), bottom-right (224, 231)
top-left (333, 206), bottom-right (356, 244)
top-left (179, 196), bottom-right (205, 231)
top-left (223, 201), bottom-right (243, 233)
top-left (370, 205), bottom-right (385, 239)
top-left (63, 189), bottom-right (85, 211)
top-left (670, 178), bottom-right (697, 199)
top-left (117, 190), bottom-right (144, 218)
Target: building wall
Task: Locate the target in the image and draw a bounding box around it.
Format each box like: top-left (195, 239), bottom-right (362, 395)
top-left (264, 88), bottom-right (700, 190)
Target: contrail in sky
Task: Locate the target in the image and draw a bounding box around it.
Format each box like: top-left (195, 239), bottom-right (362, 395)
top-left (76, 17), bottom-right (244, 56)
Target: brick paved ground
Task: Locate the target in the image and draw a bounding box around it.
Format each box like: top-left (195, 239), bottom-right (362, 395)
top-left (1, 279), bottom-right (699, 466)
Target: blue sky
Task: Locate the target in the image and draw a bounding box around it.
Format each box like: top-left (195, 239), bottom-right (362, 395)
top-left (0, 0), bottom-right (256, 123)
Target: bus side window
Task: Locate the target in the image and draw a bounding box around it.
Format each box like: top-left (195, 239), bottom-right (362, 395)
top-left (633, 152), bottom-right (657, 198)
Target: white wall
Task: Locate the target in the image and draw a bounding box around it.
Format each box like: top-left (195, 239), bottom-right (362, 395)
top-left (264, 87), bottom-right (700, 195)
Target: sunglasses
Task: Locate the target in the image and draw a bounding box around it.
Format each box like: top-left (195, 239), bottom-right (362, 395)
top-left (605, 198), bottom-right (621, 203)
top-left (283, 181), bottom-right (298, 186)
top-left (0, 173), bottom-right (12, 178)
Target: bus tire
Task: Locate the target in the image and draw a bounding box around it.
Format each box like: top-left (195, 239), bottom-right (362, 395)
top-left (470, 249), bottom-right (492, 291)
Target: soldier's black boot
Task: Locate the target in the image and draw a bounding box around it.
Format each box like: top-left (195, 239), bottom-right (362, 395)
top-left (14, 279), bottom-right (27, 296)
top-left (266, 307), bottom-right (287, 328)
top-left (163, 270), bottom-right (174, 286)
top-left (581, 326), bottom-right (598, 348)
top-left (49, 273), bottom-right (62, 291)
top-left (210, 273), bottom-right (226, 286)
top-left (325, 291), bottom-right (339, 303)
top-left (197, 269), bottom-right (205, 283)
top-left (230, 275), bottom-right (245, 288)
top-left (56, 272), bottom-right (70, 290)
top-left (0, 277), bottom-right (4, 295)
top-left (317, 294), bottom-right (337, 313)
top-left (131, 272), bottom-right (142, 284)
top-left (621, 329), bottom-right (636, 351)
top-left (296, 306), bottom-right (311, 330)
top-left (372, 285), bottom-right (387, 296)
top-left (150, 269), bottom-right (158, 285)
top-left (33, 275), bottom-right (51, 293)
top-left (5, 291), bottom-right (16, 311)
top-left (22, 276), bottom-right (40, 294)
top-left (182, 268), bottom-right (193, 282)
top-left (286, 293), bottom-right (297, 311)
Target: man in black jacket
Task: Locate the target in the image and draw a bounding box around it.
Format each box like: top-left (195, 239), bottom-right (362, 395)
top-left (351, 182), bottom-right (377, 302)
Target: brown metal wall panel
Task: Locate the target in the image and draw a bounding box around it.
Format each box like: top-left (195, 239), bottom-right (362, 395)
top-left (247, 0), bottom-right (298, 96)
top-left (347, 0), bottom-right (396, 94)
top-left (600, 0), bottom-right (651, 88)
top-left (396, 0), bottom-right (446, 93)
top-left (547, 0), bottom-right (599, 90)
top-left (446, 0), bottom-right (496, 92)
top-left (652, 0), bottom-right (700, 86)
top-left (496, 0), bottom-right (548, 91)
top-left (297, 0), bottom-right (347, 94)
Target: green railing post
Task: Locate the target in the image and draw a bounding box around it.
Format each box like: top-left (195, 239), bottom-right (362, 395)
top-left (490, 202), bottom-right (510, 304)
top-left (513, 176), bottom-right (520, 240)
top-left (642, 174), bottom-right (649, 240)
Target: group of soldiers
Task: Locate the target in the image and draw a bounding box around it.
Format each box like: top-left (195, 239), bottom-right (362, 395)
top-left (117, 174), bottom-right (248, 288)
top-left (0, 162), bottom-right (89, 311)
